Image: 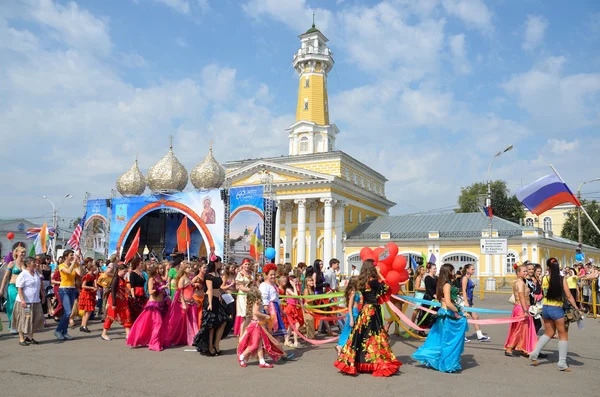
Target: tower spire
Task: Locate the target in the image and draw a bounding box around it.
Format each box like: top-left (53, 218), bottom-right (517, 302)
top-left (312, 12), bottom-right (315, 28)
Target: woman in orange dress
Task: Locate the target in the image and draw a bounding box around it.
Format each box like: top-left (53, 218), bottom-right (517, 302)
top-left (101, 264), bottom-right (132, 341)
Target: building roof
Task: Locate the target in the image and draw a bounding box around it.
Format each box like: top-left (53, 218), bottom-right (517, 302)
top-left (346, 212), bottom-right (600, 251)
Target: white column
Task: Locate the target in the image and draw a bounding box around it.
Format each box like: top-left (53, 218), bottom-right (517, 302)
top-left (321, 198), bottom-right (335, 266)
top-left (295, 199), bottom-right (307, 264)
top-left (283, 203), bottom-right (293, 263)
top-left (274, 201), bottom-right (282, 263)
top-left (334, 200), bottom-right (345, 272)
top-left (308, 201), bottom-right (318, 265)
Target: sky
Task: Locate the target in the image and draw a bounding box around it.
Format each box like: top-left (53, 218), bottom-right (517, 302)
top-left (1, 0), bottom-right (600, 227)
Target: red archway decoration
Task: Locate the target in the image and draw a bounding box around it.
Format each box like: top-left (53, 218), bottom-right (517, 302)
top-left (116, 199), bottom-right (215, 254)
top-left (85, 214), bottom-right (108, 229)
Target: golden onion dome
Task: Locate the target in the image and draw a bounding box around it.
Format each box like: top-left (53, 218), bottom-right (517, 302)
top-left (146, 140), bottom-right (188, 192)
top-left (116, 158), bottom-right (146, 196)
top-left (190, 145), bottom-right (225, 190)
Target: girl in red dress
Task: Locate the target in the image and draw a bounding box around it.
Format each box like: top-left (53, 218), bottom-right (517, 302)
top-left (282, 276), bottom-right (303, 348)
top-left (237, 287), bottom-right (284, 368)
top-left (101, 264), bottom-right (132, 341)
top-left (79, 262), bottom-right (98, 333)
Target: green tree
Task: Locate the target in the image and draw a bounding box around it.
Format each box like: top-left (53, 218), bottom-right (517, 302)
top-left (561, 200), bottom-right (600, 248)
top-left (456, 180), bottom-right (525, 224)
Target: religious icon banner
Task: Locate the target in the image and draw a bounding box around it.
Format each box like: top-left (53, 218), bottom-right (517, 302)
top-left (229, 186), bottom-right (264, 263)
top-left (83, 199), bottom-right (110, 256)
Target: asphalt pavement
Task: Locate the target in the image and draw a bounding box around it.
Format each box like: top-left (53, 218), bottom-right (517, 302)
top-left (1, 294), bottom-right (598, 397)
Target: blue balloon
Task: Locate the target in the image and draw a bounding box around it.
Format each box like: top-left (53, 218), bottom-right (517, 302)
top-left (265, 247), bottom-right (276, 260)
top-left (575, 253), bottom-right (584, 262)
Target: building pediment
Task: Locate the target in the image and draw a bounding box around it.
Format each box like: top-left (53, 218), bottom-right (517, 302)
top-left (226, 160), bottom-right (335, 187)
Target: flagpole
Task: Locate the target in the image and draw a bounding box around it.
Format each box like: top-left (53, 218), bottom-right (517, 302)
top-left (550, 164), bottom-right (600, 237)
top-left (187, 241), bottom-right (190, 262)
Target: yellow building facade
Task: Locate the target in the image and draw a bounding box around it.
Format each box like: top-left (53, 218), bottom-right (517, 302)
top-left (224, 24), bottom-right (395, 272)
top-left (523, 203), bottom-right (576, 237)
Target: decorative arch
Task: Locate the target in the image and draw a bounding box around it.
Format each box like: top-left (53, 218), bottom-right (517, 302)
top-left (441, 251), bottom-right (480, 275)
top-left (504, 250), bottom-right (519, 275)
top-left (116, 199), bottom-right (215, 255)
top-left (230, 205), bottom-right (264, 221)
top-left (85, 214), bottom-right (108, 229)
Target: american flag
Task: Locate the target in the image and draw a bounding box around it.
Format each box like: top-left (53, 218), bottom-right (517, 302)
top-left (67, 212), bottom-right (87, 250)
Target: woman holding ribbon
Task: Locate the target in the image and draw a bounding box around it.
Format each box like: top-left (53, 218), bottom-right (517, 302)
top-left (336, 276), bottom-right (361, 356)
top-left (504, 264), bottom-right (537, 357)
top-left (412, 263), bottom-right (468, 373)
top-left (234, 259), bottom-right (254, 337)
top-left (334, 260), bottom-right (401, 377)
top-left (168, 262), bottom-right (199, 347)
top-left (259, 263), bottom-right (286, 337)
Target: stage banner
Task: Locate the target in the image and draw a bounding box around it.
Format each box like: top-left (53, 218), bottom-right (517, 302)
top-left (83, 199), bottom-right (110, 256)
top-left (229, 186), bottom-right (264, 263)
top-left (108, 190), bottom-right (224, 259)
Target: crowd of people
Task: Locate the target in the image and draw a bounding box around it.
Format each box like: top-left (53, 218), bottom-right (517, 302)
top-left (0, 246), bottom-right (595, 375)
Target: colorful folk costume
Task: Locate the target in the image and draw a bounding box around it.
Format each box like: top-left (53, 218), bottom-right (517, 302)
top-left (127, 278), bottom-right (171, 351)
top-left (78, 273), bottom-right (97, 313)
top-left (259, 282), bottom-right (286, 337)
top-left (283, 291), bottom-right (304, 330)
top-left (128, 271), bottom-right (148, 323)
top-left (337, 292), bottom-right (361, 349)
top-left (504, 282), bottom-right (537, 356)
top-left (194, 274), bottom-right (233, 354)
top-left (234, 271), bottom-right (254, 336)
top-left (104, 277), bottom-right (133, 331)
top-left (237, 319), bottom-right (285, 362)
top-left (167, 283), bottom-right (199, 347)
top-left (412, 283), bottom-right (468, 373)
top-left (6, 265), bottom-right (22, 329)
top-left (334, 280), bottom-right (402, 377)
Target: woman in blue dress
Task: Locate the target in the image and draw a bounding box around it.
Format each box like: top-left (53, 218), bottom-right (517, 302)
top-left (336, 276), bottom-right (361, 356)
top-left (412, 263), bottom-right (468, 373)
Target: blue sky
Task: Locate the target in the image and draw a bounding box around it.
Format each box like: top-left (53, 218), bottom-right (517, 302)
top-left (1, 0), bottom-right (600, 225)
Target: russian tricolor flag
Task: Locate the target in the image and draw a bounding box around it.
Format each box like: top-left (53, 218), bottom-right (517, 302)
top-left (516, 172), bottom-right (581, 215)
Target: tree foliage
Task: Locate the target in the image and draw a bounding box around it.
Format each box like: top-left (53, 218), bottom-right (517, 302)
top-left (561, 200), bottom-right (600, 248)
top-left (455, 180), bottom-right (525, 224)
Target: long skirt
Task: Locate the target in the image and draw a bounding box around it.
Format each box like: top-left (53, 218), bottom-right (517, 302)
top-left (12, 302), bottom-right (44, 334)
top-left (127, 300), bottom-right (170, 351)
top-left (267, 302), bottom-right (286, 337)
top-left (237, 320), bottom-right (285, 361)
top-left (412, 308), bottom-right (468, 373)
top-left (193, 295), bottom-right (204, 330)
top-left (129, 292), bottom-right (149, 323)
top-left (193, 296), bottom-right (233, 353)
top-left (504, 305), bottom-right (537, 354)
top-left (6, 284), bottom-right (18, 328)
top-left (167, 290), bottom-right (199, 347)
top-left (234, 293), bottom-right (247, 336)
top-left (337, 307), bottom-right (359, 347)
top-left (334, 303), bottom-right (402, 377)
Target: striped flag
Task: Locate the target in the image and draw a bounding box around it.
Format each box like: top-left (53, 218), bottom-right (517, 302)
top-left (68, 212), bottom-right (87, 250)
top-left (26, 227), bottom-right (55, 239)
top-left (249, 223), bottom-right (263, 261)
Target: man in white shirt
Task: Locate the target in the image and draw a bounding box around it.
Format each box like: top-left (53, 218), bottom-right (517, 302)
top-left (324, 259), bottom-right (340, 291)
top-left (350, 265), bottom-right (359, 277)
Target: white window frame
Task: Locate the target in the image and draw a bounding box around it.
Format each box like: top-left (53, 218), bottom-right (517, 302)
top-left (543, 216), bottom-right (552, 232)
top-left (305, 77), bottom-right (310, 88)
top-left (506, 252), bottom-right (517, 274)
top-left (304, 98), bottom-right (309, 110)
top-left (299, 136), bottom-right (309, 153)
top-left (348, 207), bottom-right (353, 223)
top-left (525, 217), bottom-right (534, 227)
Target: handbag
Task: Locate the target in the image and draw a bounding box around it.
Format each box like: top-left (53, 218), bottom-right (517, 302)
top-left (508, 294), bottom-right (516, 304)
top-left (564, 306), bottom-right (582, 323)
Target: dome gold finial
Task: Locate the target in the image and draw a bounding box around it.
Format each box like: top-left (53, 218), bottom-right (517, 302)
top-left (190, 144), bottom-right (225, 190)
top-left (117, 158), bottom-right (146, 196)
top-left (146, 137), bottom-right (188, 192)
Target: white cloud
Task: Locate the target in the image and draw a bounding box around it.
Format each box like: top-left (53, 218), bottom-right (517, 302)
top-left (120, 52), bottom-right (148, 68)
top-left (138, 0), bottom-right (210, 15)
top-left (442, 0), bottom-right (493, 33)
top-left (448, 33), bottom-right (471, 74)
top-left (31, 0), bottom-right (112, 55)
top-left (503, 56), bottom-right (600, 130)
top-left (546, 139), bottom-right (579, 155)
top-left (242, 0), bottom-right (334, 33)
top-left (522, 14), bottom-right (548, 51)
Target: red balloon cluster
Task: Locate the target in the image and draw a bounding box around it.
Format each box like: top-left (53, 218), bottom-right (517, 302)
top-left (6, 232), bottom-right (14, 240)
top-left (358, 243), bottom-right (410, 294)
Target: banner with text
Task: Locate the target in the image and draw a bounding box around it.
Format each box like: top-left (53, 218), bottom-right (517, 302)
top-left (229, 186), bottom-right (264, 263)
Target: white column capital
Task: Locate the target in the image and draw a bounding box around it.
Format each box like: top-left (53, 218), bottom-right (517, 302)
top-left (294, 198), bottom-right (307, 208)
top-left (320, 198), bottom-right (336, 207)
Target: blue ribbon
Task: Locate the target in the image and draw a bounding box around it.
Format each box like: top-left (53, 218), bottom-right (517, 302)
top-left (395, 295), bottom-right (512, 315)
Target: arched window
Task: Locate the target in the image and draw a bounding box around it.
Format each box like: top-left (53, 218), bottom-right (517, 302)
top-left (304, 98), bottom-right (308, 110)
top-left (305, 77), bottom-right (310, 88)
top-left (525, 218), bottom-right (534, 227)
top-left (348, 254), bottom-right (361, 271)
top-left (299, 136), bottom-right (309, 153)
top-left (506, 252), bottom-right (517, 274)
top-left (543, 217), bottom-right (552, 232)
top-left (348, 207), bottom-right (353, 223)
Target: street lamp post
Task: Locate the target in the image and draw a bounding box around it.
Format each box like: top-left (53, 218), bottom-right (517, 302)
top-left (485, 144), bottom-right (513, 291)
top-left (577, 178), bottom-right (600, 245)
top-left (43, 193), bottom-right (73, 259)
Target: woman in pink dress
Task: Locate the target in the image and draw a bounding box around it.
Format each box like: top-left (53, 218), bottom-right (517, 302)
top-left (504, 264), bottom-right (537, 357)
top-left (127, 265), bottom-right (171, 351)
top-left (167, 262), bottom-right (199, 346)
